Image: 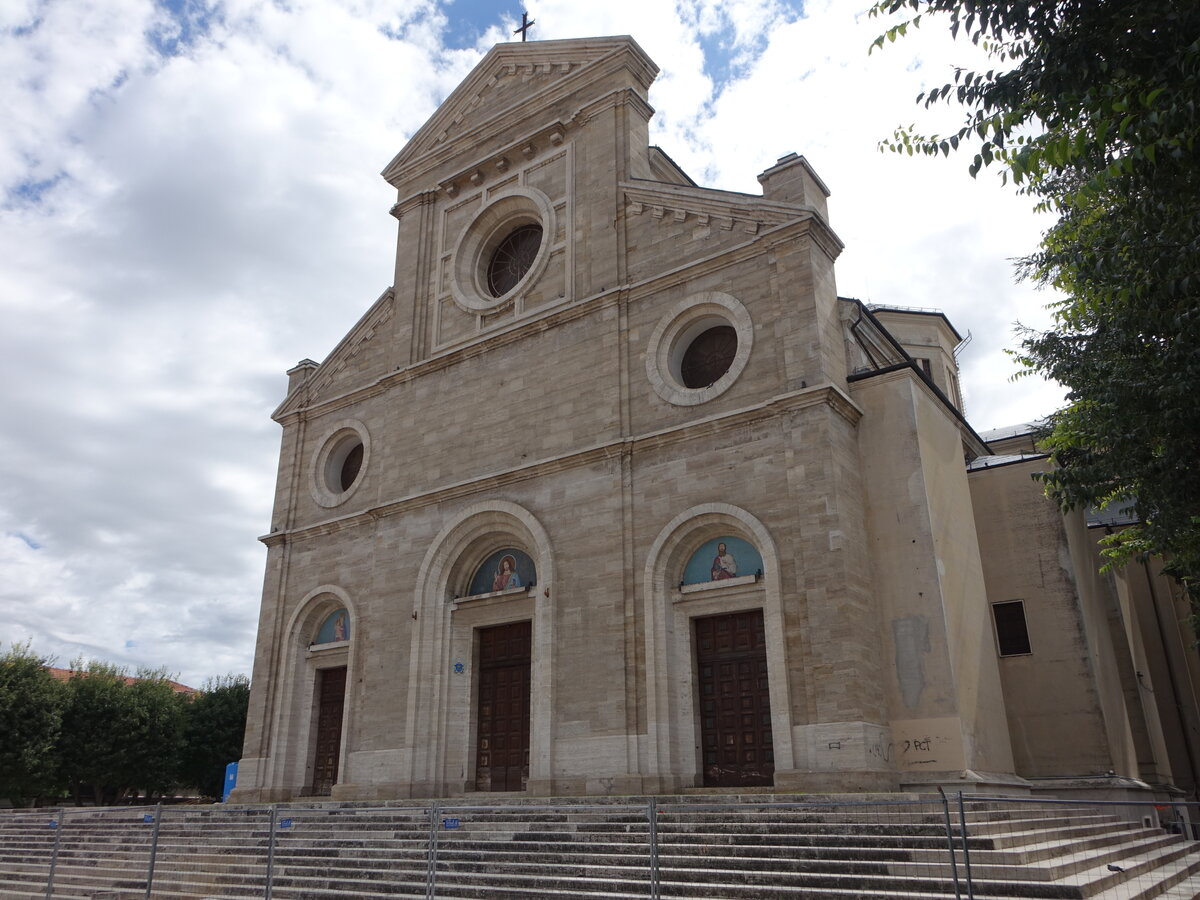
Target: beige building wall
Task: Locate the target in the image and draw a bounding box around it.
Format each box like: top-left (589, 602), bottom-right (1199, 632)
top-left (234, 35), bottom-right (1200, 805)
top-left (1115, 557), bottom-right (1200, 797)
top-left (852, 366), bottom-right (1015, 789)
top-left (969, 450), bottom-right (1200, 798)
top-left (970, 458), bottom-right (1124, 779)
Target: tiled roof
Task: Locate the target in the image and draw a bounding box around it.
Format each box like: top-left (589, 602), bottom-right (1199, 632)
top-left (46, 666), bottom-right (196, 695)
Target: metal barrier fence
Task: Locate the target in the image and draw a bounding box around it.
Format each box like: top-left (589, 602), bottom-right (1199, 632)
top-left (2, 793), bottom-right (1197, 899)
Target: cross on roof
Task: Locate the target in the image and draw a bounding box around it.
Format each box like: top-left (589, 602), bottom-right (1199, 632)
top-left (514, 11), bottom-right (535, 41)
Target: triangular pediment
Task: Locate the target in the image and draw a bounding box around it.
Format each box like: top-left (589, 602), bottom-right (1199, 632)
top-left (382, 36), bottom-right (656, 186)
top-left (274, 288), bottom-right (396, 419)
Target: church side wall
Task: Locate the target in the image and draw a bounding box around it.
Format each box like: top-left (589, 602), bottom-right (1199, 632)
top-left (1059, 509), bottom-right (1146, 780)
top-left (854, 369), bottom-right (1016, 786)
top-left (1107, 556), bottom-right (1178, 786)
top-left (968, 459), bottom-right (1120, 778)
top-left (782, 401), bottom-right (896, 790)
top-left (1119, 556), bottom-right (1200, 794)
top-left (235, 415), bottom-right (310, 802)
top-left (914, 387), bottom-right (1014, 778)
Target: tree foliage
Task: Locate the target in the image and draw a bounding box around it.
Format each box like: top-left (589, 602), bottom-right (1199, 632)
top-left (0, 648), bottom-right (249, 806)
top-left (871, 0), bottom-right (1200, 600)
top-left (179, 674), bottom-right (251, 800)
top-left (58, 661), bottom-right (186, 805)
top-left (125, 669), bottom-right (189, 797)
top-left (0, 643), bottom-right (66, 806)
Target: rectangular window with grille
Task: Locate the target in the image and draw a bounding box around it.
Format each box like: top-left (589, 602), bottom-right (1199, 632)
top-left (992, 600), bottom-right (1032, 656)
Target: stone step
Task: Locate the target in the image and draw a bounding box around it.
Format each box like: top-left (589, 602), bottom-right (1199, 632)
top-left (0, 890), bottom-right (92, 900)
top-left (1149, 865), bottom-right (1200, 900)
top-left (0, 825), bottom-right (1161, 873)
top-left (421, 866), bottom-right (1056, 899)
top-left (2, 797), bottom-right (1196, 900)
top-left (1054, 845), bottom-right (1200, 899)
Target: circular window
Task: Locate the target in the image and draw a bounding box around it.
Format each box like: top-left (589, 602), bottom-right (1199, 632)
top-left (680, 325), bottom-right (737, 388)
top-left (450, 188), bottom-right (555, 313)
top-left (310, 420), bottom-right (371, 508)
top-left (646, 292), bottom-right (754, 407)
top-left (337, 441), bottom-right (364, 491)
top-left (487, 224), bottom-right (543, 297)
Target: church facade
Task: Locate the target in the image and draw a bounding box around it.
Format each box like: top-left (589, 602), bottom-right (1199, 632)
top-left (233, 36), bottom-right (1200, 802)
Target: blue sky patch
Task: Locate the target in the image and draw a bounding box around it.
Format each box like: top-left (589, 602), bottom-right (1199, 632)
top-left (442, 0), bottom-right (518, 49)
top-left (10, 15), bottom-right (42, 38)
top-left (149, 0), bottom-right (220, 58)
top-left (5, 172), bottom-right (67, 209)
top-left (699, 2), bottom-right (806, 94)
top-left (10, 532), bottom-right (43, 550)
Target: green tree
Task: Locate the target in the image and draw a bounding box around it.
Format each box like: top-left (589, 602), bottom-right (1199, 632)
top-left (871, 0), bottom-right (1200, 601)
top-left (124, 669), bottom-right (187, 798)
top-left (59, 661), bottom-right (133, 805)
top-left (58, 662), bottom-right (186, 804)
top-left (0, 643), bottom-right (66, 806)
top-left (179, 674), bottom-right (250, 800)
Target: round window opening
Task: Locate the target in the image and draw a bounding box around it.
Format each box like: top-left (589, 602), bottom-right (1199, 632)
top-left (310, 420), bottom-right (371, 508)
top-left (680, 325), bottom-right (738, 389)
top-left (486, 223), bottom-right (543, 297)
top-left (647, 292), bottom-right (754, 407)
top-left (323, 435), bottom-right (364, 496)
top-left (338, 442), bottom-right (364, 491)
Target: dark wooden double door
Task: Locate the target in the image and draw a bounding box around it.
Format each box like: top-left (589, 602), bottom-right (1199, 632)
top-left (310, 666), bottom-right (346, 796)
top-left (696, 610), bottom-right (774, 787)
top-left (476, 621), bottom-right (531, 792)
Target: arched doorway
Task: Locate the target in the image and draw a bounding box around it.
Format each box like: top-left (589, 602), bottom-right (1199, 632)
top-left (405, 502), bottom-right (555, 797)
top-left (270, 588), bottom-right (356, 799)
top-left (307, 607), bottom-right (351, 795)
top-left (682, 534), bottom-right (772, 787)
top-left (643, 505), bottom-right (793, 791)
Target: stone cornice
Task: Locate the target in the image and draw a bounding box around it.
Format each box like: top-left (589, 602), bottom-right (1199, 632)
top-left (388, 187), bottom-right (438, 221)
top-left (623, 218), bottom-right (840, 298)
top-left (261, 383), bottom-right (861, 545)
top-left (390, 121), bottom-right (570, 213)
top-left (623, 181), bottom-right (844, 262)
top-left (571, 85), bottom-right (654, 129)
top-left (625, 180), bottom-right (805, 221)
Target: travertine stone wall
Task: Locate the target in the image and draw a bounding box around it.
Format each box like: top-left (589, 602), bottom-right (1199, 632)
top-left (233, 35), bottom-right (1026, 803)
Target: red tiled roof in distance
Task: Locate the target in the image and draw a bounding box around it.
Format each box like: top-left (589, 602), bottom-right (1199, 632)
top-left (45, 666), bottom-right (196, 695)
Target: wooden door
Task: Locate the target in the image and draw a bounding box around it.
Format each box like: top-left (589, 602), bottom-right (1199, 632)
top-left (309, 666), bottom-right (346, 796)
top-left (476, 621), bottom-right (531, 792)
top-left (695, 610), bottom-right (774, 787)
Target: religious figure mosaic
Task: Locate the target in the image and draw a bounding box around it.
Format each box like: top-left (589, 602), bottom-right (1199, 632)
top-left (682, 536), bottom-right (763, 586)
top-left (468, 548), bottom-right (537, 596)
top-left (315, 608), bottom-right (350, 644)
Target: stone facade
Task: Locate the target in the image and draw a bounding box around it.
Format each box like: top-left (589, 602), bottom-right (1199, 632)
top-left (232, 36), bottom-right (1200, 803)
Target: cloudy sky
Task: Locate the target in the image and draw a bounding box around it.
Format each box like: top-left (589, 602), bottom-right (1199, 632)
top-left (0, 0), bottom-right (1065, 688)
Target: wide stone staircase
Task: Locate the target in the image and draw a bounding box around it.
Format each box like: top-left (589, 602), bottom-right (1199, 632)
top-left (2, 794), bottom-right (1200, 899)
